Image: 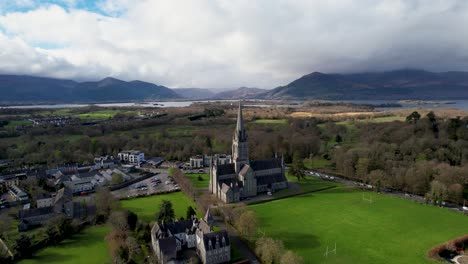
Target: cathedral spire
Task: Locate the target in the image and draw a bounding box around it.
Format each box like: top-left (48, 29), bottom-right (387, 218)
top-left (234, 100), bottom-right (247, 142)
top-left (236, 100), bottom-right (244, 133)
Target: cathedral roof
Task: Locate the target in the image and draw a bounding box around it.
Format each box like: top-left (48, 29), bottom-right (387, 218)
top-left (250, 158), bottom-right (282, 171)
top-left (256, 172), bottom-right (287, 186)
top-left (216, 163), bottom-right (235, 175)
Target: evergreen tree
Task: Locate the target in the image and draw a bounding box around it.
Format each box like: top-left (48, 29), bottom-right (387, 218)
top-left (156, 200), bottom-right (175, 223)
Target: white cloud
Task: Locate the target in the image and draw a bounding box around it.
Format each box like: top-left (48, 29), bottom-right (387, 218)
top-left (1, 0), bottom-right (468, 88)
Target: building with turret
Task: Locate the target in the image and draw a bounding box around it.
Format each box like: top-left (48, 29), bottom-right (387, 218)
top-left (209, 102), bottom-right (288, 203)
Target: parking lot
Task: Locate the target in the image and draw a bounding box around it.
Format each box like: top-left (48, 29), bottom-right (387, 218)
top-left (112, 169), bottom-right (179, 199)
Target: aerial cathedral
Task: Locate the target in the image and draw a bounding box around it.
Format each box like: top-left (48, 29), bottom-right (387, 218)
top-left (209, 102), bottom-right (288, 203)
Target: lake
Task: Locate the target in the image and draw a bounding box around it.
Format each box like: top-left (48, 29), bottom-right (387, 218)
top-left (3, 99), bottom-right (468, 110)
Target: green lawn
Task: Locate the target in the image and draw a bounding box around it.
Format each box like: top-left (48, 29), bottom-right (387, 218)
top-left (121, 192), bottom-right (199, 222)
top-left (76, 110), bottom-right (122, 120)
top-left (253, 119), bottom-right (287, 124)
top-left (304, 157), bottom-right (332, 169)
top-left (251, 186), bottom-right (468, 264)
top-left (20, 225), bottom-right (110, 264)
top-left (185, 173), bottom-right (210, 188)
top-left (4, 120), bottom-right (33, 128)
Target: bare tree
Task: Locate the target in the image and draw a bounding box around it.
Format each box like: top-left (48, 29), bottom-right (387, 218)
top-left (255, 236), bottom-right (284, 264)
top-left (280, 250), bottom-right (304, 264)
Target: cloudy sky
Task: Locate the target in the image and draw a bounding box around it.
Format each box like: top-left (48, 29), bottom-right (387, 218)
top-left (0, 0), bottom-right (468, 89)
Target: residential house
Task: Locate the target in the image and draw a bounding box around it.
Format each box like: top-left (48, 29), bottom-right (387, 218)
top-left (118, 150), bottom-right (145, 165)
top-left (18, 187), bottom-right (74, 231)
top-left (35, 193), bottom-right (53, 208)
top-left (93, 155), bottom-right (119, 170)
top-left (9, 185), bottom-right (29, 201)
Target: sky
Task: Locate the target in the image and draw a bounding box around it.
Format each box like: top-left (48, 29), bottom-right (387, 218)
top-left (0, 0), bottom-right (468, 89)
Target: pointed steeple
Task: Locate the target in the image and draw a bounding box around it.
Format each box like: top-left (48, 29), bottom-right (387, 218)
top-left (236, 100), bottom-right (244, 132)
top-left (234, 100), bottom-right (247, 142)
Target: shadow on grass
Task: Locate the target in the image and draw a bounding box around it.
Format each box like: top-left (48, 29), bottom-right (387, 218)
top-left (23, 252), bottom-right (72, 263)
top-left (273, 232), bottom-right (321, 250)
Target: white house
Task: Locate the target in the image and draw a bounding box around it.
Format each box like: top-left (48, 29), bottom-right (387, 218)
top-left (118, 150), bottom-right (145, 165)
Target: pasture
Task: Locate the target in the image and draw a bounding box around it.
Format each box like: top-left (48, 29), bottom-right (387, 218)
top-left (251, 186), bottom-right (468, 264)
top-left (20, 225), bottom-right (110, 264)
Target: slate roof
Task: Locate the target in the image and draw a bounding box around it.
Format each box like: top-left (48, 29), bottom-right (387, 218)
top-left (55, 187), bottom-right (73, 204)
top-left (256, 172), bottom-right (287, 186)
top-left (157, 220), bottom-right (196, 237)
top-left (35, 193), bottom-right (52, 200)
top-left (216, 163), bottom-right (235, 175)
top-left (158, 237), bottom-right (177, 255)
top-left (18, 206), bottom-right (54, 219)
top-left (203, 230), bottom-right (230, 250)
top-left (250, 158), bottom-right (282, 171)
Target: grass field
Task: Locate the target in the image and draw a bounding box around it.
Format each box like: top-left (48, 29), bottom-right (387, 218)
top-left (251, 186), bottom-right (468, 264)
top-left (4, 120), bottom-right (33, 128)
top-left (185, 173), bottom-right (210, 188)
top-left (252, 119), bottom-right (287, 124)
top-left (76, 110), bottom-right (124, 120)
top-left (304, 157), bottom-right (332, 169)
top-left (121, 191), bottom-right (199, 222)
top-left (20, 225), bottom-right (110, 264)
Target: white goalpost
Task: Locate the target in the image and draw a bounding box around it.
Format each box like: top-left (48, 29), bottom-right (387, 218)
top-left (324, 242), bottom-right (337, 257)
top-left (362, 193), bottom-right (373, 203)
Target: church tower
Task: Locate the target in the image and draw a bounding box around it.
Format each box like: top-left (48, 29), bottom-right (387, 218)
top-left (232, 101), bottom-right (249, 173)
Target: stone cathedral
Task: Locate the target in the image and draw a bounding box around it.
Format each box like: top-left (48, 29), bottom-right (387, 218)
top-left (209, 102), bottom-right (288, 203)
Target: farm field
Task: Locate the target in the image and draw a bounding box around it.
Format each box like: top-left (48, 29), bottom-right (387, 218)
top-left (121, 191), bottom-right (199, 222)
top-left (251, 186), bottom-right (468, 264)
top-left (20, 225), bottom-right (110, 264)
top-left (252, 119), bottom-right (287, 124)
top-left (185, 173), bottom-right (210, 188)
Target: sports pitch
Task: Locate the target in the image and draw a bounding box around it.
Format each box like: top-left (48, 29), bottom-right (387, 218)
top-left (251, 186), bottom-right (468, 264)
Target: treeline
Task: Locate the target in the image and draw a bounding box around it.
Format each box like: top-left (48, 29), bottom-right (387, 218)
top-left (0, 109), bottom-right (325, 167)
top-left (331, 112), bottom-right (468, 204)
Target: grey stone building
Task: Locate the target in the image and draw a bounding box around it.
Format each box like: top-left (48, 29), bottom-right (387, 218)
top-left (209, 102), bottom-right (288, 203)
top-left (151, 209), bottom-right (230, 264)
top-left (18, 187), bottom-right (76, 231)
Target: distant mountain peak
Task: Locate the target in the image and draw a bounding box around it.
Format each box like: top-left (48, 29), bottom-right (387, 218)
top-left (263, 69), bottom-right (468, 100)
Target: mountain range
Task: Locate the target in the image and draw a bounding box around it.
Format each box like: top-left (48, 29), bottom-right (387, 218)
top-left (261, 69), bottom-right (468, 100)
top-left (2, 69), bottom-right (468, 103)
top-left (0, 75), bottom-right (180, 103)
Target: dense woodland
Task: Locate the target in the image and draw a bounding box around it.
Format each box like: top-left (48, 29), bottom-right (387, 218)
top-left (1, 105), bottom-right (467, 204)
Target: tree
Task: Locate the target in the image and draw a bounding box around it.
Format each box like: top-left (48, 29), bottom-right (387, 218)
top-left (335, 134), bottom-right (342, 143)
top-left (290, 152), bottom-right (305, 181)
top-left (111, 173), bottom-right (124, 185)
top-left (186, 206), bottom-right (196, 220)
top-left (109, 211), bottom-right (129, 231)
top-left (235, 210), bottom-right (258, 241)
top-left (255, 236), bottom-right (284, 264)
top-left (280, 250), bottom-right (304, 264)
top-left (95, 187), bottom-right (119, 223)
top-left (428, 180), bottom-right (447, 206)
top-left (127, 210), bottom-right (138, 231)
top-left (406, 111), bottom-right (421, 123)
top-left (14, 234), bottom-right (32, 258)
top-left (156, 200), bottom-right (175, 223)
top-left (0, 214), bottom-right (13, 239)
